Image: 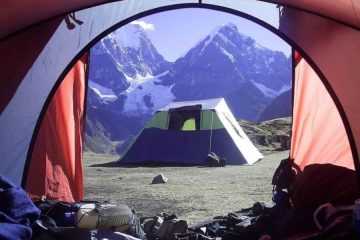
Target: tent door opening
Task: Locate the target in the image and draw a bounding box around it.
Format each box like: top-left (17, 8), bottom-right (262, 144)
top-left (168, 105), bottom-right (202, 131)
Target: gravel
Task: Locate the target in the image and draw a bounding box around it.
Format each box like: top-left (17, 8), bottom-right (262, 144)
top-left (83, 150), bottom-right (289, 224)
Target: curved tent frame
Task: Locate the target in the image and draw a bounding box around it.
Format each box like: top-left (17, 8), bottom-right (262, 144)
top-left (0, 0), bottom-right (359, 195)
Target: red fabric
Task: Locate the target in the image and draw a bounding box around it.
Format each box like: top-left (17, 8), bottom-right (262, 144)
top-left (280, 6), bottom-right (360, 173)
top-left (291, 58), bottom-right (354, 170)
top-left (293, 51), bottom-right (301, 67)
top-left (273, 0), bottom-right (360, 29)
top-left (25, 53), bottom-right (88, 202)
top-left (289, 56), bottom-right (357, 208)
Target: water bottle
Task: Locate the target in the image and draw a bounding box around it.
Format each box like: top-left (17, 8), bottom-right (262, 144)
top-left (64, 212), bottom-right (76, 226)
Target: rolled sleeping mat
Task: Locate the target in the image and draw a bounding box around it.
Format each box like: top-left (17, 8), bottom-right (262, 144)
top-left (76, 203), bottom-right (133, 232)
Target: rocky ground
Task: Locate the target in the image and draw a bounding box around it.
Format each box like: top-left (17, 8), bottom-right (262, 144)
top-left (239, 117), bottom-right (292, 155)
top-left (83, 150), bottom-right (289, 224)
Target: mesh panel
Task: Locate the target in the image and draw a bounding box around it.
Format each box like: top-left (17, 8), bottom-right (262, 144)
top-left (97, 203), bottom-right (133, 230)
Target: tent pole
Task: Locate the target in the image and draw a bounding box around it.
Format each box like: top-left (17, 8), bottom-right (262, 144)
top-left (208, 111), bottom-right (214, 153)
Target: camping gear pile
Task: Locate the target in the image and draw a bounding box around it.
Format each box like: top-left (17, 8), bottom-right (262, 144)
top-left (141, 213), bottom-right (188, 240)
top-left (1, 157), bottom-right (359, 239)
top-left (31, 199), bottom-right (146, 239)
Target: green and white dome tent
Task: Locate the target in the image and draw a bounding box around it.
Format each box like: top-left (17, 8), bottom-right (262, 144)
top-left (120, 98), bottom-right (263, 165)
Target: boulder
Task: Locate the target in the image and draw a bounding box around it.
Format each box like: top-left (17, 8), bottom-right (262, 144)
top-left (279, 134), bottom-right (291, 150)
top-left (152, 173), bottom-right (168, 184)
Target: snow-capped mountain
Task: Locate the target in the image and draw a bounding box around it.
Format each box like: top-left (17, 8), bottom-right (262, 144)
top-left (89, 24), bottom-right (173, 115)
top-left (86, 24), bottom-right (173, 153)
top-left (158, 23), bottom-right (291, 120)
top-left (85, 22), bottom-right (292, 154)
top-left (91, 24), bottom-right (170, 79)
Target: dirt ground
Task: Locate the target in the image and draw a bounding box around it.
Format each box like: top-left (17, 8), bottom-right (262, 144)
top-left (83, 150), bottom-right (289, 224)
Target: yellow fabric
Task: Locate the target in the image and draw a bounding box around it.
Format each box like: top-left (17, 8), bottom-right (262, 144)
top-left (181, 118), bottom-right (196, 131)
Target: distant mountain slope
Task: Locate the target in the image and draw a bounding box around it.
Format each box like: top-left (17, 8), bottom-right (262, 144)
top-left (239, 117), bottom-right (292, 154)
top-left (258, 89), bottom-right (292, 122)
top-left (159, 23), bottom-right (291, 121)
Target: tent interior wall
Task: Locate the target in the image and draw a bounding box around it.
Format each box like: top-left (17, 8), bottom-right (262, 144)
top-left (0, 0), bottom-right (360, 203)
top-left (25, 53), bottom-right (88, 202)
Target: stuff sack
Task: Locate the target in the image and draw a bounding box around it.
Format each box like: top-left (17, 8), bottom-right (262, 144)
top-left (204, 152), bottom-right (226, 167)
top-left (0, 176), bottom-right (40, 240)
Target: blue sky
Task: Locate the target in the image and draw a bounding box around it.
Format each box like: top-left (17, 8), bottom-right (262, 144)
top-left (130, 8), bottom-right (291, 62)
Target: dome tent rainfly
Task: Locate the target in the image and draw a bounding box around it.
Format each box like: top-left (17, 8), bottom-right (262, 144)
top-left (121, 98), bottom-right (263, 165)
top-left (0, 0), bottom-right (360, 211)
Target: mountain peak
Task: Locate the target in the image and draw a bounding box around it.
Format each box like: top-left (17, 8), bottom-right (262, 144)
top-left (220, 22), bottom-right (238, 31)
top-left (209, 22), bottom-right (238, 40)
top-left (191, 22), bottom-right (240, 58)
top-left (113, 24), bottom-right (150, 49)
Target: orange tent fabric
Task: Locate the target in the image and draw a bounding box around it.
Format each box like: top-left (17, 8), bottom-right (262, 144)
top-left (273, 0), bottom-right (360, 29)
top-left (25, 53), bottom-right (88, 202)
top-left (289, 55), bottom-right (357, 207)
top-left (279, 6), bottom-right (360, 172)
top-left (291, 55), bottom-right (353, 171)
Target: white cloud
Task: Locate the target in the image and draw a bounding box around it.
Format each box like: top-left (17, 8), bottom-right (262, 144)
top-left (130, 20), bottom-right (155, 31)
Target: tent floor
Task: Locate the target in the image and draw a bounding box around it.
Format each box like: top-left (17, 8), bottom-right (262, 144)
top-left (83, 150), bottom-right (288, 224)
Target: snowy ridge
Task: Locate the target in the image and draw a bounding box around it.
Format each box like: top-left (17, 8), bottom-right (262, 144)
top-left (89, 80), bottom-right (118, 102)
top-left (220, 47), bottom-right (235, 63)
top-left (122, 71), bottom-right (175, 116)
top-left (254, 42), bottom-right (266, 50)
top-left (251, 80), bottom-right (280, 99)
top-left (199, 24), bottom-right (236, 55)
top-left (278, 84), bottom-right (292, 95)
top-left (217, 32), bottom-right (237, 48)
